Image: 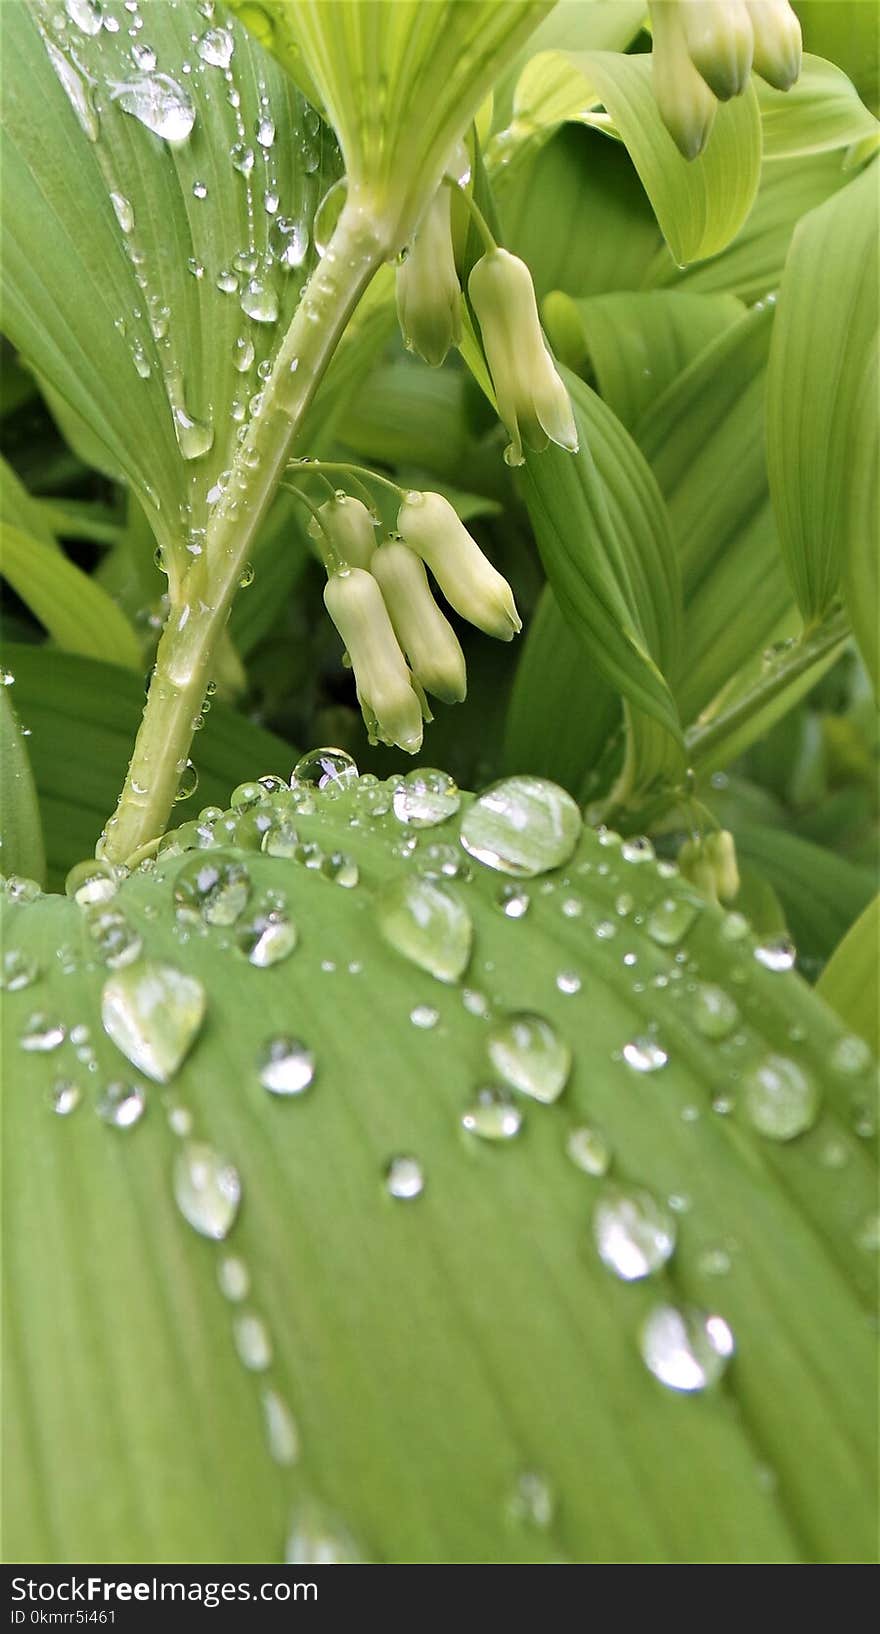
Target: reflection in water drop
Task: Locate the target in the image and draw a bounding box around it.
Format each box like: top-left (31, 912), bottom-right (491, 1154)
top-left (640, 1304), bottom-right (735, 1392)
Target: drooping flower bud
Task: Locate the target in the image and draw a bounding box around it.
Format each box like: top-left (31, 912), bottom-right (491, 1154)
top-left (323, 567), bottom-right (423, 753)
top-left (308, 495), bottom-right (377, 570)
top-left (745, 0), bottom-right (801, 91)
top-left (396, 184), bottom-right (462, 367)
top-left (649, 1), bottom-right (718, 158)
top-left (678, 829), bottom-right (740, 904)
top-left (467, 249), bottom-right (578, 467)
top-left (371, 539), bottom-right (467, 704)
top-left (679, 1), bottom-right (754, 101)
top-left (396, 491), bottom-right (521, 641)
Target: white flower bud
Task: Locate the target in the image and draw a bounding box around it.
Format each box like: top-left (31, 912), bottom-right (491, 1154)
top-left (396, 183), bottom-right (462, 367)
top-left (467, 249), bottom-right (578, 467)
top-left (680, 1), bottom-right (754, 101)
top-left (396, 490), bottom-right (521, 641)
top-left (323, 567), bottom-right (423, 753)
top-left (649, 1), bottom-right (718, 159)
top-left (678, 829), bottom-right (740, 903)
top-left (308, 494), bottom-right (376, 570)
top-left (371, 540), bottom-right (468, 704)
top-left (745, 0), bottom-right (801, 91)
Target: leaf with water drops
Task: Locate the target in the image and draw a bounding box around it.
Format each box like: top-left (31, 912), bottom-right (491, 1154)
top-left (2, 768), bottom-right (877, 1563)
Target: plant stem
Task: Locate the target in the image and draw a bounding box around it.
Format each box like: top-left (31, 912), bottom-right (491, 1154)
top-left (99, 202), bottom-right (390, 864)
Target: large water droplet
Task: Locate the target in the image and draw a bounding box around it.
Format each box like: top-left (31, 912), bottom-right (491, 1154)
top-left (692, 983), bottom-right (739, 1040)
top-left (65, 0), bottom-right (104, 36)
top-left (44, 40), bottom-right (99, 141)
top-left (96, 1079), bottom-right (146, 1129)
top-left (754, 934), bottom-right (797, 973)
top-left (175, 854), bottom-right (251, 926)
top-left (622, 1037), bottom-right (668, 1074)
top-left (112, 74), bottom-right (196, 142)
top-left (101, 960), bottom-right (206, 1083)
top-left (87, 908), bottom-right (143, 969)
top-left (65, 857), bottom-right (118, 907)
top-left (742, 1054), bottom-right (819, 1141)
top-left (285, 1500), bottom-right (366, 1564)
top-left (375, 877), bottom-right (472, 984)
top-left (20, 1014), bottom-right (65, 1052)
top-left (646, 896), bottom-right (700, 947)
top-left (292, 747), bottom-right (358, 792)
top-left (174, 1141), bottom-right (240, 1239)
top-left (258, 1036), bottom-right (315, 1096)
top-left (640, 1304), bottom-right (735, 1392)
top-left (236, 908), bottom-right (297, 967)
top-left (593, 1186), bottom-right (676, 1280)
top-left (385, 1155), bottom-right (425, 1199)
top-left (829, 1034), bottom-right (873, 1075)
top-left (50, 1079), bottom-right (82, 1117)
top-left (566, 1125), bottom-right (611, 1176)
top-left (392, 769), bottom-right (460, 828)
top-left (196, 25), bottom-right (235, 68)
top-left (461, 1086), bottom-right (523, 1141)
top-left (460, 777), bottom-right (581, 877)
top-left (240, 278), bottom-right (279, 324)
top-left (486, 1012), bottom-right (571, 1104)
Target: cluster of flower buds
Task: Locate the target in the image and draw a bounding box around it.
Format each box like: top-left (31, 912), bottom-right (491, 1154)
top-left (396, 176), bottom-right (578, 467)
top-left (678, 828), bottom-right (741, 903)
top-left (648, 0), bottom-right (802, 159)
top-left (317, 489), bottom-right (521, 754)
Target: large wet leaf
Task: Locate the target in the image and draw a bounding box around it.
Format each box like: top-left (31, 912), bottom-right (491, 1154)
top-left (3, 767), bottom-right (877, 1564)
top-left (1, 0), bottom-right (339, 557)
top-left (817, 896), bottom-right (880, 1055)
top-left (0, 683), bottom-right (45, 887)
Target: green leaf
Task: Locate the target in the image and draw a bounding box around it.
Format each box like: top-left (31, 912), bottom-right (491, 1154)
top-left (521, 371), bottom-right (685, 797)
top-left (732, 823), bottom-right (876, 978)
top-left (0, 644), bottom-right (294, 892)
top-left (818, 896), bottom-right (880, 1055)
top-left (1, 522), bottom-right (142, 670)
top-left (646, 147), bottom-right (853, 302)
top-left (503, 585), bottom-right (619, 795)
top-left (841, 342), bottom-right (879, 691)
top-left (551, 290), bottom-right (744, 431)
top-left (757, 54), bottom-right (879, 159)
top-left (766, 162), bottom-right (878, 626)
top-left (491, 0), bottom-right (648, 133)
top-left (0, 684), bottom-right (46, 888)
top-left (0, 1), bottom-right (338, 558)
top-left (500, 50), bottom-right (762, 266)
top-left (797, 1), bottom-right (880, 118)
top-left (3, 778), bottom-right (876, 1562)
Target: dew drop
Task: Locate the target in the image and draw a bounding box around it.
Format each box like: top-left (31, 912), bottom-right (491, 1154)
top-left (646, 896), bottom-right (700, 947)
top-left (385, 1155), bottom-right (425, 1199)
top-left (461, 1086), bottom-right (523, 1141)
top-left (233, 1311), bottom-right (272, 1371)
top-left (566, 1125), bottom-right (611, 1177)
top-left (1, 948), bottom-right (40, 992)
top-left (410, 1003), bottom-right (439, 1030)
top-left (86, 908), bottom-right (143, 969)
top-left (20, 1014), bottom-right (65, 1053)
top-left (829, 1034), bottom-right (872, 1075)
top-left (262, 1387), bottom-right (299, 1466)
top-left (375, 876), bottom-right (472, 984)
top-left (556, 970), bottom-right (582, 996)
top-left (486, 1012), bottom-right (570, 1104)
top-left (112, 74), bottom-right (196, 142)
top-left (460, 776), bottom-right (582, 877)
top-left (258, 1035), bottom-right (315, 1096)
top-left (174, 1141), bottom-right (240, 1239)
top-left (233, 335), bottom-right (255, 372)
top-left (640, 1304), bottom-right (734, 1392)
top-left (392, 768), bottom-right (460, 828)
top-left (593, 1186), bottom-right (676, 1280)
top-left (65, 0), bottom-right (104, 35)
top-left (622, 1037), bottom-right (668, 1074)
top-left (292, 747), bottom-right (358, 791)
top-left (692, 983), bottom-right (739, 1040)
top-left (498, 885), bottom-right (530, 919)
top-left (109, 190), bottom-right (135, 233)
top-left (197, 25), bottom-right (234, 68)
top-left (101, 960), bottom-right (206, 1083)
top-left (754, 934), bottom-right (797, 973)
top-left (285, 1500), bottom-right (366, 1565)
top-left (235, 908), bottom-right (297, 967)
top-left (50, 1079), bottom-right (82, 1116)
top-left (742, 1054), bottom-right (819, 1141)
top-left (65, 857), bottom-right (118, 907)
top-left (620, 836), bottom-right (655, 864)
top-left (218, 1255), bottom-right (249, 1302)
top-left (507, 1470), bottom-right (555, 1530)
top-left (96, 1079), bottom-right (146, 1129)
top-left (174, 853), bottom-right (251, 926)
top-left (240, 278), bottom-right (278, 324)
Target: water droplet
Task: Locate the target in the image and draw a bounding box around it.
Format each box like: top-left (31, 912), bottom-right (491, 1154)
top-left (461, 1086), bottom-right (523, 1141)
top-left (692, 983), bottom-right (739, 1040)
top-left (855, 1212), bottom-right (880, 1253)
top-left (754, 934), bottom-right (797, 973)
top-left (742, 1054), bottom-right (819, 1141)
top-left (174, 853), bottom-right (251, 926)
top-left (392, 769), bottom-right (460, 828)
top-left (623, 1037), bottom-right (668, 1074)
top-left (498, 885), bottom-right (530, 919)
top-left (285, 1500), bottom-right (365, 1564)
top-left (233, 1311), bottom-right (272, 1371)
top-left (256, 114), bottom-right (275, 147)
top-left (385, 1155), bottom-right (425, 1199)
top-left (486, 1012), bottom-right (570, 1104)
top-left (258, 1036), bottom-right (315, 1096)
top-left (239, 560), bottom-right (255, 587)
top-left (101, 960), bottom-right (206, 1083)
top-left (192, 180), bottom-right (208, 200)
top-left (292, 747), bottom-right (358, 792)
top-left (86, 908), bottom-right (143, 969)
top-left (460, 777), bottom-right (581, 877)
top-left (507, 1470), bottom-right (555, 1530)
top-left (50, 1079), bottom-right (81, 1116)
top-left (313, 176), bottom-right (347, 257)
top-left (109, 190), bottom-right (135, 233)
top-left (218, 1255), bottom-right (249, 1302)
top-left (44, 39), bottom-right (99, 140)
top-left (410, 1003), bottom-right (439, 1030)
top-left (65, 0), bottom-right (104, 35)
top-left (236, 908), bottom-right (297, 967)
top-left (96, 1079), bottom-right (146, 1129)
top-left (621, 836), bottom-right (655, 864)
top-left (375, 876), bottom-right (472, 984)
top-left (197, 25), bottom-right (234, 68)
top-left (65, 858), bottom-right (118, 907)
top-left (556, 970), bottom-right (582, 996)
top-left (233, 335), bottom-right (255, 373)
top-left (240, 278), bottom-right (278, 324)
top-left (593, 1186), bottom-right (676, 1280)
top-left (262, 1387), bottom-right (299, 1465)
top-left (640, 1304), bottom-right (734, 1392)
top-left (20, 1014), bottom-right (65, 1052)
top-left (829, 1034), bottom-right (872, 1075)
top-left (566, 1125), bottom-right (611, 1177)
top-left (172, 403), bottom-right (213, 462)
top-left (1, 948), bottom-right (40, 991)
top-left (112, 74), bottom-right (196, 141)
top-left (321, 851), bottom-right (359, 888)
top-left (646, 896), bottom-right (700, 947)
top-left (174, 1141), bottom-right (240, 1239)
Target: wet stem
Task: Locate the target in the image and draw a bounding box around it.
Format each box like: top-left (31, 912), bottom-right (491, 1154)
top-left (98, 200), bottom-right (392, 866)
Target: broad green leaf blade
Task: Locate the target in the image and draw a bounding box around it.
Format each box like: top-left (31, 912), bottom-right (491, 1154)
top-left (502, 585), bottom-right (619, 795)
top-left (798, 0), bottom-right (880, 117)
top-left (766, 162), bottom-right (879, 625)
top-left (841, 346), bottom-right (880, 691)
top-left (491, 0), bottom-right (648, 134)
top-left (645, 147), bottom-right (853, 302)
top-left (1, 523), bottom-right (141, 669)
top-left (521, 372), bottom-right (685, 797)
top-left (1, 1), bottom-right (337, 556)
top-left (2, 777), bottom-right (876, 1563)
top-left (0, 684), bottom-right (45, 887)
top-left (817, 896), bottom-right (880, 1055)
top-left (553, 290), bottom-right (744, 431)
top-left (733, 822), bottom-right (876, 979)
top-left (1, 645), bottom-right (293, 891)
top-left (757, 54), bottom-right (879, 159)
top-left (500, 50), bottom-right (762, 266)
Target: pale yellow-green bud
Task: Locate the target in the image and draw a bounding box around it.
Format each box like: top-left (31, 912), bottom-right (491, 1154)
top-left (680, 1), bottom-right (754, 101)
top-left (371, 540), bottom-right (467, 704)
top-left (678, 829), bottom-right (740, 903)
top-left (323, 567), bottom-right (423, 754)
top-left (467, 249), bottom-right (578, 467)
top-left (308, 495), bottom-right (377, 570)
top-left (649, 1), bottom-right (718, 159)
top-left (396, 491), bottom-right (522, 641)
top-left (396, 184), bottom-right (462, 367)
top-left (745, 0), bottom-right (801, 91)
